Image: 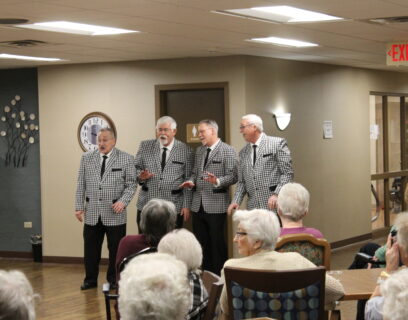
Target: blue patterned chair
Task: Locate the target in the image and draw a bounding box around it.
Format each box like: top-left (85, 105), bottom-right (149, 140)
top-left (224, 266), bottom-right (326, 320)
top-left (276, 233), bottom-right (331, 270)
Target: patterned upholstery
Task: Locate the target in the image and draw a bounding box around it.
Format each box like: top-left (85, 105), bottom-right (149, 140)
top-left (230, 281), bottom-right (323, 320)
top-left (276, 234), bottom-right (331, 270)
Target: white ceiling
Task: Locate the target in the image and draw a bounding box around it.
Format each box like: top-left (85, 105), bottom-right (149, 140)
top-left (1, 0), bottom-right (408, 71)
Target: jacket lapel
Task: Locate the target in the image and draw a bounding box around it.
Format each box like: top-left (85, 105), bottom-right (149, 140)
top-left (92, 151), bottom-right (102, 180)
top-left (101, 148), bottom-right (117, 181)
top-left (154, 140), bottom-right (162, 171)
top-left (204, 140), bottom-right (221, 169)
top-left (165, 139), bottom-right (178, 169)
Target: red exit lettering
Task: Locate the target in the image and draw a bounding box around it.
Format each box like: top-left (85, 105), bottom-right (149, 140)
top-left (388, 43), bottom-right (408, 62)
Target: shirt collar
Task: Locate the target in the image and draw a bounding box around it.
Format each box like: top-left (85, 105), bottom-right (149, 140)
top-left (251, 132), bottom-right (264, 147)
top-left (160, 138), bottom-right (175, 152)
top-left (100, 149), bottom-right (114, 158)
top-left (207, 138), bottom-right (220, 151)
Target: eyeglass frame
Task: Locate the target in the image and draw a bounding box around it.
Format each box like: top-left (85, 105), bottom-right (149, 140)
top-left (239, 123), bottom-right (254, 130)
top-left (235, 231), bottom-right (248, 237)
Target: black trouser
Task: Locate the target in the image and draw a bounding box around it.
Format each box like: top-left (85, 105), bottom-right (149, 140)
top-left (193, 205), bottom-right (227, 275)
top-left (137, 209), bottom-right (184, 232)
top-left (83, 218), bottom-right (126, 285)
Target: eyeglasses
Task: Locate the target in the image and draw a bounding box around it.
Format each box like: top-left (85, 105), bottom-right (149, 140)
top-left (239, 123), bottom-right (253, 130)
top-left (235, 231), bottom-right (248, 237)
top-left (157, 128), bottom-right (172, 133)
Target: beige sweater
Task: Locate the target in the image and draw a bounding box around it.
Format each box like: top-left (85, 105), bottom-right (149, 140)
top-left (219, 250), bottom-right (344, 319)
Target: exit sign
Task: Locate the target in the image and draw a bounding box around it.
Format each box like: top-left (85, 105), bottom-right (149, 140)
top-left (387, 42), bottom-right (408, 65)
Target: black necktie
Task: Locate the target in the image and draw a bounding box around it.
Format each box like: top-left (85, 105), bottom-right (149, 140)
top-left (161, 147), bottom-right (167, 171)
top-left (101, 155), bottom-right (108, 178)
top-left (252, 145), bottom-right (257, 167)
top-left (203, 148), bottom-right (211, 169)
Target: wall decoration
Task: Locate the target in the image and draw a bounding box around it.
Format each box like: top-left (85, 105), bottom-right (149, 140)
top-left (0, 95), bottom-right (39, 167)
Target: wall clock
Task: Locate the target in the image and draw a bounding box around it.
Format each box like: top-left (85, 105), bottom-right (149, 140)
top-left (77, 112), bottom-right (116, 152)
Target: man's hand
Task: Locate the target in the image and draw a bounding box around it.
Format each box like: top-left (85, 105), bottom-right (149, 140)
top-left (180, 181), bottom-right (195, 189)
top-left (385, 234), bottom-right (400, 273)
top-left (268, 194), bottom-right (278, 210)
top-left (75, 210), bottom-right (84, 222)
top-left (228, 203), bottom-right (239, 216)
top-left (181, 208), bottom-right (191, 221)
top-left (138, 169), bottom-right (154, 181)
top-left (204, 172), bottom-right (218, 185)
top-left (112, 201), bottom-right (126, 214)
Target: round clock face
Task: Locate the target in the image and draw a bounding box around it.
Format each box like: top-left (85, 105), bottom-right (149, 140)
top-left (78, 112), bottom-right (116, 152)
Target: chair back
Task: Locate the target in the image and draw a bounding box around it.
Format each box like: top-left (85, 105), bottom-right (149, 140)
top-left (118, 246), bottom-right (157, 273)
top-left (224, 266), bottom-right (326, 320)
top-left (202, 271), bottom-right (223, 320)
top-left (276, 233), bottom-right (331, 270)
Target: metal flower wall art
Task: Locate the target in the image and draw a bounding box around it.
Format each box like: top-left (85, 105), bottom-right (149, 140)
top-left (0, 95), bottom-right (39, 167)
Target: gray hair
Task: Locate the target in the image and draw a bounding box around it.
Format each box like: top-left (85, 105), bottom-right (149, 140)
top-left (158, 229), bottom-right (203, 274)
top-left (156, 116), bottom-right (177, 130)
top-left (396, 212), bottom-right (408, 255)
top-left (242, 114), bottom-right (263, 132)
top-left (98, 127), bottom-right (116, 139)
top-left (278, 183), bottom-right (310, 222)
top-left (381, 268), bottom-right (408, 320)
top-left (0, 270), bottom-right (37, 320)
top-left (199, 119), bottom-right (218, 133)
top-left (140, 199), bottom-right (177, 246)
top-left (119, 253), bottom-right (190, 320)
top-left (233, 209), bottom-right (281, 250)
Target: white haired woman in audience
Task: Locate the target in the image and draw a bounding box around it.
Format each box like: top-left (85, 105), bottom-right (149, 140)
top-left (278, 182), bottom-right (324, 238)
top-left (158, 229), bottom-right (208, 320)
top-left (119, 253), bottom-right (190, 320)
top-left (219, 208), bottom-right (344, 320)
top-left (365, 212), bottom-right (408, 320)
top-left (0, 270), bottom-right (37, 320)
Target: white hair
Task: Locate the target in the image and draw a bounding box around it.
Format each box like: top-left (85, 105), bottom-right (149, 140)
top-left (199, 119), bottom-right (218, 133)
top-left (158, 228), bottom-right (203, 274)
top-left (242, 114), bottom-right (263, 132)
top-left (278, 183), bottom-right (310, 222)
top-left (233, 209), bottom-right (281, 250)
top-left (0, 270), bottom-right (37, 320)
top-left (119, 253), bottom-right (190, 320)
top-left (381, 268), bottom-right (408, 320)
top-left (156, 116), bottom-right (177, 129)
top-left (396, 212), bottom-right (408, 255)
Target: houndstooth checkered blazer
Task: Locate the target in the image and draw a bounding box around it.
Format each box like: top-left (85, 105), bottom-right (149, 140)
top-left (75, 148), bottom-right (137, 226)
top-left (190, 141), bottom-right (238, 213)
top-left (232, 134), bottom-right (293, 210)
top-left (135, 139), bottom-right (193, 213)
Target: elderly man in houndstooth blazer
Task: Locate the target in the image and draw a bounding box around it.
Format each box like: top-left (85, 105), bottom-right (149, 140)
top-left (228, 114), bottom-right (293, 215)
top-left (135, 116), bottom-right (193, 229)
top-left (75, 128), bottom-right (136, 291)
top-left (181, 119), bottom-right (238, 275)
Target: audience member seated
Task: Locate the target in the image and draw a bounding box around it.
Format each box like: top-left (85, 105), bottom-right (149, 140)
top-left (219, 208), bottom-right (344, 320)
top-left (0, 269), bottom-right (37, 320)
top-left (277, 182), bottom-right (324, 238)
top-left (365, 212), bottom-right (408, 320)
top-left (118, 252), bottom-right (190, 320)
top-left (158, 229), bottom-right (208, 320)
top-left (115, 198), bottom-right (177, 279)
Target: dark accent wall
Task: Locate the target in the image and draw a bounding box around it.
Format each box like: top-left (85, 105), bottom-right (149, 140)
top-left (0, 68), bottom-right (41, 252)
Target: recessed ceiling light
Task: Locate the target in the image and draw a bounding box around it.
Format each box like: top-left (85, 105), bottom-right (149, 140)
top-left (249, 37), bottom-right (318, 48)
top-left (16, 21), bottom-right (138, 36)
top-left (0, 53), bottom-right (62, 62)
top-left (214, 6), bottom-right (342, 23)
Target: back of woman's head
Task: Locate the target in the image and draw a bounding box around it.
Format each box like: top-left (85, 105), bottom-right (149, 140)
top-left (140, 199), bottom-right (177, 246)
top-left (278, 182), bottom-right (310, 222)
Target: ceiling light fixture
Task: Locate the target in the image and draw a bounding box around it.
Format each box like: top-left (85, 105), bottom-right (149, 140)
top-left (249, 37), bottom-right (318, 48)
top-left (0, 53), bottom-right (62, 62)
top-left (17, 21), bottom-right (138, 36)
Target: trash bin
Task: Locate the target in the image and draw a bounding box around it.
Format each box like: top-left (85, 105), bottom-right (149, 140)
top-left (30, 234), bottom-right (42, 263)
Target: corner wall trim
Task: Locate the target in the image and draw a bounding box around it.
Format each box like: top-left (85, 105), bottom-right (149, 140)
top-left (330, 233), bottom-right (372, 249)
top-left (0, 251), bottom-right (32, 259)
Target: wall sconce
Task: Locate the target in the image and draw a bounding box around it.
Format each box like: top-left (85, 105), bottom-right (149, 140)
top-left (274, 112), bottom-right (291, 130)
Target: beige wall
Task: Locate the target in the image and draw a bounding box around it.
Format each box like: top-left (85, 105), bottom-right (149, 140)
top-left (39, 56), bottom-right (246, 257)
top-left (39, 55), bottom-right (408, 258)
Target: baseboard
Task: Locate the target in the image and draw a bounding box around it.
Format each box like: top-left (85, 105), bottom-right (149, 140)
top-left (0, 251), bottom-right (32, 259)
top-left (43, 256), bottom-right (109, 264)
top-left (330, 233), bottom-right (372, 249)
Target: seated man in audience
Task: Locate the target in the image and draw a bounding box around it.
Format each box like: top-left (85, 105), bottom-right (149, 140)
top-left (219, 208), bottom-right (344, 319)
top-left (118, 253), bottom-right (191, 320)
top-left (158, 229), bottom-right (208, 320)
top-left (0, 269), bottom-right (37, 320)
top-left (277, 182), bottom-right (324, 238)
top-left (365, 212), bottom-right (408, 320)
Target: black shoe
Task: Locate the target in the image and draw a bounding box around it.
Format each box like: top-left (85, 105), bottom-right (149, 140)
top-left (109, 282), bottom-right (118, 290)
top-left (80, 282), bottom-right (97, 290)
